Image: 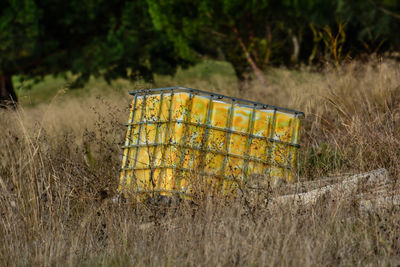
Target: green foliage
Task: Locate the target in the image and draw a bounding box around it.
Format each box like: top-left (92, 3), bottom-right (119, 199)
top-left (1, 0), bottom-right (400, 101)
top-left (147, 0), bottom-right (400, 81)
top-left (0, 0), bottom-right (192, 93)
top-left (299, 143), bottom-right (348, 178)
top-left (0, 0), bottom-right (40, 74)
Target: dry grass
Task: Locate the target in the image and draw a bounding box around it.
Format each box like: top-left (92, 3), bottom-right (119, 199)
top-left (1, 59), bottom-right (400, 266)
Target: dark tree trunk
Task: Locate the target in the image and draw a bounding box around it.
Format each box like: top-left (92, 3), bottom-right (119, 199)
top-left (232, 25), bottom-right (267, 87)
top-left (232, 63), bottom-right (251, 93)
top-left (222, 41), bottom-right (252, 93)
top-left (288, 29), bottom-right (300, 65)
top-left (0, 74), bottom-right (17, 108)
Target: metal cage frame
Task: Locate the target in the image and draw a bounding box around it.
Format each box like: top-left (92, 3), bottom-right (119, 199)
top-left (120, 87), bottom-right (304, 196)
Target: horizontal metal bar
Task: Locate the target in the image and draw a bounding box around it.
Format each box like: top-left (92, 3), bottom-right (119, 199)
top-left (122, 138), bottom-right (299, 150)
top-left (123, 188), bottom-right (191, 196)
top-left (121, 169), bottom-right (267, 184)
top-left (129, 87), bottom-right (305, 116)
top-left (121, 158), bottom-right (291, 173)
top-left (124, 120), bottom-right (300, 148)
top-left (121, 142), bottom-right (293, 165)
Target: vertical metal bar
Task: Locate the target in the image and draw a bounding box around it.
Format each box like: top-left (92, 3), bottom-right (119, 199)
top-left (198, 94), bottom-right (215, 172)
top-left (187, 93), bottom-right (201, 178)
top-left (158, 90), bottom-right (174, 189)
top-left (131, 94), bottom-right (147, 191)
top-left (121, 94), bottom-right (138, 187)
top-left (150, 91), bottom-right (164, 185)
top-left (287, 113), bottom-right (299, 178)
top-left (266, 108), bottom-right (277, 175)
top-left (176, 91), bottom-right (194, 191)
top-left (221, 99), bottom-right (235, 176)
top-left (242, 104), bottom-right (257, 182)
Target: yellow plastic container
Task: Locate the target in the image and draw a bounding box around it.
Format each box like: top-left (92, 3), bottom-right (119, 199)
top-left (119, 87), bottom-right (303, 199)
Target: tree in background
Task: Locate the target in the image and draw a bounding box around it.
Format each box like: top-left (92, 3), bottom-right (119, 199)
top-left (147, 0), bottom-right (283, 88)
top-left (1, 0), bottom-right (399, 105)
top-left (0, 0), bottom-right (39, 105)
top-left (147, 0), bottom-right (400, 89)
top-left (336, 0), bottom-right (400, 54)
top-left (0, 0), bottom-right (192, 107)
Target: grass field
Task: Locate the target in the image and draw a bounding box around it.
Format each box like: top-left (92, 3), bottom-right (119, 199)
top-left (1, 59), bottom-right (400, 265)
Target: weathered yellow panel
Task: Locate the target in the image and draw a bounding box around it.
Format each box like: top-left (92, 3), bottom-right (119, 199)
top-left (119, 88), bottom-right (303, 199)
